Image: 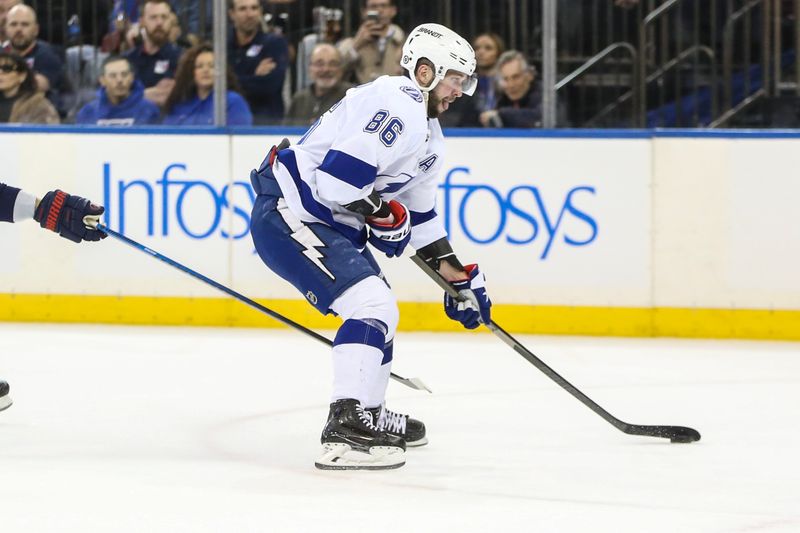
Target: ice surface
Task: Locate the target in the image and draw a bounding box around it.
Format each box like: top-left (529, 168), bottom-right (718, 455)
top-left (1, 323), bottom-right (799, 532)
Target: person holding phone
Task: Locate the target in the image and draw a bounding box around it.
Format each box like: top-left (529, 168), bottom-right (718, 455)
top-left (337, 0), bottom-right (404, 85)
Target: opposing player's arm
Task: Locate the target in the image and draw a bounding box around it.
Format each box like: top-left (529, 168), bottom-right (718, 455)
top-left (0, 183), bottom-right (27, 223)
top-left (0, 182), bottom-right (106, 243)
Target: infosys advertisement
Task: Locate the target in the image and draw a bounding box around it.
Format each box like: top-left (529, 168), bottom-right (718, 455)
top-left (3, 132), bottom-right (651, 306)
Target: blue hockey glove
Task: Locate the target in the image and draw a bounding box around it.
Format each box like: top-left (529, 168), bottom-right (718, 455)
top-left (34, 190), bottom-right (106, 243)
top-left (444, 264), bottom-right (492, 329)
top-left (367, 200), bottom-right (411, 258)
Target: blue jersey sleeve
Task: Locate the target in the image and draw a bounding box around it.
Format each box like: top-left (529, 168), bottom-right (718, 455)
top-left (0, 182), bottom-right (22, 223)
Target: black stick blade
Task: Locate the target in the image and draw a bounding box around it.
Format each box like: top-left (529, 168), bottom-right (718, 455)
top-left (624, 424), bottom-right (701, 443)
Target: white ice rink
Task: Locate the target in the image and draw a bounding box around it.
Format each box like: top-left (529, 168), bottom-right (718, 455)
top-left (1, 322), bottom-right (799, 533)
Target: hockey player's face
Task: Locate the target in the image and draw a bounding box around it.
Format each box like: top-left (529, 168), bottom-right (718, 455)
top-left (428, 71), bottom-right (466, 118)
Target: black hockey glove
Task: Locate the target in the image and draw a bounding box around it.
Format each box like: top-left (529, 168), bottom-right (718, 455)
top-left (367, 200), bottom-right (411, 258)
top-left (34, 190), bottom-right (106, 243)
top-left (444, 264), bottom-right (492, 329)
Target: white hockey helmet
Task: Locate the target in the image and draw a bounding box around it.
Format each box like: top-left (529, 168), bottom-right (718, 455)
top-left (401, 23), bottom-right (478, 96)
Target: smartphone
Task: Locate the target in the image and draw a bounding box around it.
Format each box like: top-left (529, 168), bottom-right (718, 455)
top-left (366, 10), bottom-right (379, 22)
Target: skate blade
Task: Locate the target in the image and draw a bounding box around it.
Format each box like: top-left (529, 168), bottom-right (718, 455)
top-left (314, 442), bottom-right (405, 471)
top-left (405, 436), bottom-right (428, 447)
top-left (0, 396), bottom-right (12, 412)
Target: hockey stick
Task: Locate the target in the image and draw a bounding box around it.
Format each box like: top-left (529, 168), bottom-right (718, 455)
top-left (410, 254), bottom-right (701, 443)
top-left (89, 220), bottom-right (431, 393)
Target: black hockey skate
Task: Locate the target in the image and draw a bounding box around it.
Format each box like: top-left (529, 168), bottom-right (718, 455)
top-left (367, 404), bottom-right (428, 447)
top-left (0, 380), bottom-right (11, 412)
top-left (315, 398), bottom-right (406, 470)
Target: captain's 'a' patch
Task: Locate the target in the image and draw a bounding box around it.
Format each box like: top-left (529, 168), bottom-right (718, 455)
top-left (400, 86), bottom-right (423, 103)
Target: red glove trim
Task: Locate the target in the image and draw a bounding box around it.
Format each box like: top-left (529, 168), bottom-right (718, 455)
top-left (453, 263), bottom-right (479, 282)
top-left (45, 190), bottom-right (67, 232)
top-left (369, 200), bottom-right (407, 229)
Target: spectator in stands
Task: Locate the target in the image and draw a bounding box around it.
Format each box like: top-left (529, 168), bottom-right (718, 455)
top-left (285, 43), bottom-right (352, 126)
top-left (175, 0), bottom-right (213, 41)
top-left (296, 7), bottom-right (344, 91)
top-left (480, 51), bottom-right (542, 129)
top-left (473, 33), bottom-right (505, 113)
top-left (125, 0), bottom-right (182, 106)
top-left (76, 56), bottom-right (159, 126)
top-left (0, 0), bottom-right (21, 43)
top-left (162, 43), bottom-right (252, 126)
top-left (167, 11), bottom-right (195, 50)
top-left (103, 0), bottom-right (149, 55)
top-left (2, 5), bottom-right (63, 101)
top-left (32, 1), bottom-right (109, 50)
top-left (338, 0), bottom-right (404, 85)
top-left (228, 0), bottom-right (289, 125)
top-left (0, 51), bottom-right (59, 124)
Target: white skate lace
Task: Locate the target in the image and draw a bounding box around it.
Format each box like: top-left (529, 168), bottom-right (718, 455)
top-left (355, 404), bottom-right (379, 431)
top-left (376, 406), bottom-right (408, 435)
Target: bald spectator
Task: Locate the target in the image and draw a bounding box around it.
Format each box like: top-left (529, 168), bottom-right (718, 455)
top-left (2, 4), bottom-right (63, 101)
top-left (296, 7), bottom-right (344, 90)
top-left (228, 0), bottom-right (289, 124)
top-left (480, 51), bottom-right (543, 129)
top-left (125, 0), bottom-right (182, 106)
top-left (0, 0), bottom-right (21, 42)
top-left (338, 0), bottom-right (404, 85)
top-left (285, 43), bottom-right (352, 126)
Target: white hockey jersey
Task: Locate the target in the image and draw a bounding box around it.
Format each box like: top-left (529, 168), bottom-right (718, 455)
top-left (272, 75), bottom-right (448, 250)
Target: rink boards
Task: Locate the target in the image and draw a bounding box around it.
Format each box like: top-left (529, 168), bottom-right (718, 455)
top-left (0, 127), bottom-right (798, 339)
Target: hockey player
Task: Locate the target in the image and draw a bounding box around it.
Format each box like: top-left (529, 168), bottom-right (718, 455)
top-left (0, 182), bottom-right (106, 412)
top-left (249, 23), bottom-right (492, 470)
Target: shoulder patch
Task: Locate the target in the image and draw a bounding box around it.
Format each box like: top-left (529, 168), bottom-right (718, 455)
top-left (400, 86), bottom-right (423, 103)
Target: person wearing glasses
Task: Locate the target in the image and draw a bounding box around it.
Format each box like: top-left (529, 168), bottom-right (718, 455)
top-left (0, 51), bottom-right (58, 124)
top-left (284, 43), bottom-right (352, 126)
